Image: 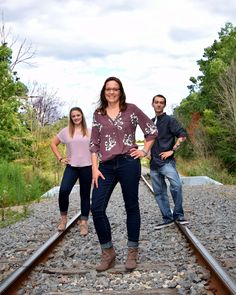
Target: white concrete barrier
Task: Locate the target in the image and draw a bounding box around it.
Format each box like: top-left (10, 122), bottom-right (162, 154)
top-left (42, 184), bottom-right (80, 198)
top-left (180, 176), bottom-right (222, 185)
top-left (141, 166), bottom-right (223, 185)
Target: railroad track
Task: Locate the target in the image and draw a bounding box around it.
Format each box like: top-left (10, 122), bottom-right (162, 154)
top-left (0, 176), bottom-right (236, 294)
top-left (140, 175), bottom-right (236, 295)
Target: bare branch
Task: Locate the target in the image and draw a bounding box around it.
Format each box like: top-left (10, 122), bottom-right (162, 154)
top-left (0, 12), bottom-right (11, 44)
top-left (10, 38), bottom-right (36, 70)
top-left (27, 82), bottom-right (64, 126)
top-left (0, 14), bottom-right (36, 69)
top-left (214, 59), bottom-right (236, 135)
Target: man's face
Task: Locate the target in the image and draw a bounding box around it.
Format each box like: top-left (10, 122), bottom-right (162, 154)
top-left (152, 96), bottom-right (166, 114)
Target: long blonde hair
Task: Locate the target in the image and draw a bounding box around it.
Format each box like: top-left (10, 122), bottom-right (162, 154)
top-left (68, 107), bottom-right (88, 137)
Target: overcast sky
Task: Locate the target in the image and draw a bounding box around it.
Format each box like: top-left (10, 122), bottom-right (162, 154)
top-left (1, 0), bottom-right (236, 136)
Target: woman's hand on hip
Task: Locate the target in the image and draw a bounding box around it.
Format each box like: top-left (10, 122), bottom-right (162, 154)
top-left (130, 148), bottom-right (146, 159)
top-left (60, 157), bottom-right (69, 164)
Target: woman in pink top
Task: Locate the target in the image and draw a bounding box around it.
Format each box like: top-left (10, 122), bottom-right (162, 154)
top-left (51, 107), bottom-right (92, 235)
top-left (90, 77), bottom-right (158, 272)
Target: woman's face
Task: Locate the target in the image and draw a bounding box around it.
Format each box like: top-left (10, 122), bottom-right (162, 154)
top-left (104, 80), bottom-right (120, 104)
top-left (71, 110), bottom-right (82, 125)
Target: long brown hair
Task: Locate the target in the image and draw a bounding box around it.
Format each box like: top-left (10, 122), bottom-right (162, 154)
top-left (97, 76), bottom-right (127, 115)
top-left (68, 107), bottom-right (88, 137)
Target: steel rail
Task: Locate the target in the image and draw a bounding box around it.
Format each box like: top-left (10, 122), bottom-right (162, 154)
top-left (1, 176), bottom-right (236, 294)
top-left (0, 211), bottom-right (81, 295)
top-left (141, 174), bottom-right (236, 295)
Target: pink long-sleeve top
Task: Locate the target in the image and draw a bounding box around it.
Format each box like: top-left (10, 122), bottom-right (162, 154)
top-left (90, 103), bottom-right (158, 162)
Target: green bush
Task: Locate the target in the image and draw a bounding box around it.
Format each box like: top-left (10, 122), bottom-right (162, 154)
top-left (0, 162), bottom-right (53, 209)
top-left (0, 162), bottom-right (27, 207)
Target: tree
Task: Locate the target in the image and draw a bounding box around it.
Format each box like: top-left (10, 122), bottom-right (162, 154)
top-left (1, 15), bottom-right (35, 70)
top-left (19, 81), bottom-right (64, 170)
top-left (196, 22), bottom-right (236, 112)
top-left (0, 43), bottom-right (31, 161)
top-left (27, 81), bottom-right (64, 127)
top-left (213, 59), bottom-right (236, 172)
top-left (0, 16), bottom-right (37, 161)
top-left (175, 23), bottom-right (236, 172)
top-left (214, 59), bottom-right (236, 135)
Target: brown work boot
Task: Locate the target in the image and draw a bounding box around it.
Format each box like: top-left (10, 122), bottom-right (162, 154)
top-left (125, 247), bottom-right (138, 271)
top-left (79, 220), bottom-right (88, 236)
top-left (57, 215), bottom-right (67, 231)
top-left (96, 247), bottom-right (116, 272)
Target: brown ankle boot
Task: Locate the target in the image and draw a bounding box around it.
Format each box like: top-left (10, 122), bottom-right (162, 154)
top-left (57, 215), bottom-right (67, 231)
top-left (125, 247), bottom-right (138, 271)
top-left (79, 220), bottom-right (88, 236)
top-left (96, 247), bottom-right (116, 272)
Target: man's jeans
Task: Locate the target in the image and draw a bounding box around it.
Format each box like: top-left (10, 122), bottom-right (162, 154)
top-left (59, 164), bottom-right (92, 219)
top-left (150, 160), bottom-right (184, 223)
top-left (91, 155), bottom-right (141, 249)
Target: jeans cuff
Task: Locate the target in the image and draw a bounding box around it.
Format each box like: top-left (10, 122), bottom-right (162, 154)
top-left (127, 240), bottom-right (139, 248)
top-left (101, 241), bottom-right (113, 249)
top-left (80, 216), bottom-right (88, 221)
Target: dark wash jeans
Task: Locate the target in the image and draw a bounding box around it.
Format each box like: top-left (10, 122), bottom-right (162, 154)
top-left (91, 155), bottom-right (141, 249)
top-left (59, 164), bottom-right (92, 219)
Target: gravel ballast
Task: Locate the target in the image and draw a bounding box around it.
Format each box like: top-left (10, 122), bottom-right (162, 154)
top-left (0, 171), bottom-right (235, 294)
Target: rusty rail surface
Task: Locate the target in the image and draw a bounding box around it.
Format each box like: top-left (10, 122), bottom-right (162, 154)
top-left (0, 212), bottom-right (81, 295)
top-left (141, 174), bottom-right (236, 295)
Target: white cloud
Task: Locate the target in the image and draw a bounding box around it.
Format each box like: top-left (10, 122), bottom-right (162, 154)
top-left (2, 0), bottom-right (236, 138)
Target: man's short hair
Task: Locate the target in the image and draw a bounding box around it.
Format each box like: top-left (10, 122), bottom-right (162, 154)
top-left (152, 94), bottom-right (166, 105)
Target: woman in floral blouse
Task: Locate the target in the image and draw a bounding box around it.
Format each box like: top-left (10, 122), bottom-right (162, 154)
top-left (90, 77), bottom-right (157, 272)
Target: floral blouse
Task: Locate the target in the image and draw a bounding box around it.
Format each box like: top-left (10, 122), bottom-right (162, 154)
top-left (90, 103), bottom-right (157, 162)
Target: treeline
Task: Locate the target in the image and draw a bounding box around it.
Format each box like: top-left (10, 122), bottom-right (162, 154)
top-left (0, 33), bottom-right (66, 212)
top-left (174, 22), bottom-right (236, 177)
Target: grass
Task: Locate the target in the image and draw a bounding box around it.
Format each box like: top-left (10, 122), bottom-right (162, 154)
top-left (0, 161), bottom-right (54, 227)
top-left (141, 157), bottom-right (150, 168)
top-left (0, 207), bottom-right (31, 228)
top-left (141, 156), bottom-right (236, 185)
top-left (176, 156), bottom-right (236, 185)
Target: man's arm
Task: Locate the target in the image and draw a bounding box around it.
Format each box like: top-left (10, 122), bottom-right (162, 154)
top-left (172, 136), bottom-right (186, 152)
top-left (159, 136), bottom-right (186, 160)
